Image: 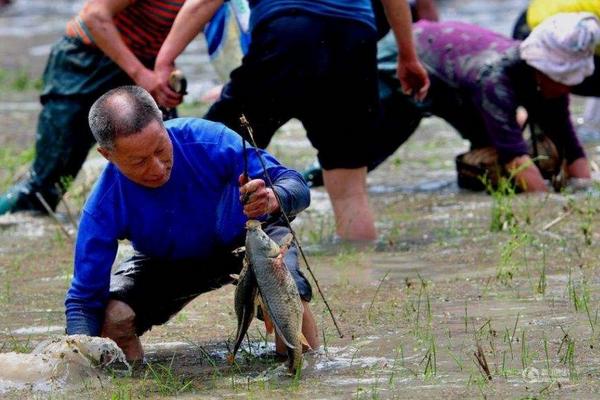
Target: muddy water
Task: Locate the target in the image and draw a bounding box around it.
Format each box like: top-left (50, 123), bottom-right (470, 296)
top-left (3, 0), bottom-right (600, 399)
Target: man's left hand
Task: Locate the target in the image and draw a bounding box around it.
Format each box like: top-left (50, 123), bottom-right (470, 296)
top-left (239, 175), bottom-right (280, 218)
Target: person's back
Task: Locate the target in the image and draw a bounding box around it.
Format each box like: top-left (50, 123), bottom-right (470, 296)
top-left (412, 20), bottom-right (518, 89)
top-left (372, 17), bottom-right (596, 192)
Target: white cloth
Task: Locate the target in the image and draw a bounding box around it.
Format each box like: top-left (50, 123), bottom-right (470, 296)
top-left (520, 12), bottom-right (600, 86)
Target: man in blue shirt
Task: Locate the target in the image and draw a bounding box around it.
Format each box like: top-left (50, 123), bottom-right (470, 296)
top-left (65, 85), bottom-right (317, 362)
top-left (154, 0), bottom-right (430, 243)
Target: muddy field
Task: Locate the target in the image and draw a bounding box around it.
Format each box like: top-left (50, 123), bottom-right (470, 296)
top-left (3, 1), bottom-right (600, 399)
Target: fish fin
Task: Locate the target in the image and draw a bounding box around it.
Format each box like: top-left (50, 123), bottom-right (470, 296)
top-left (300, 333), bottom-right (311, 350)
top-left (278, 233), bottom-right (294, 253)
top-left (256, 292), bottom-right (296, 349)
top-left (275, 326), bottom-right (296, 350)
top-left (268, 313), bottom-right (296, 349)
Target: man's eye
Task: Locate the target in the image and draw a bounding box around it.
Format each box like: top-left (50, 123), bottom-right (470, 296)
top-left (133, 159), bottom-right (145, 166)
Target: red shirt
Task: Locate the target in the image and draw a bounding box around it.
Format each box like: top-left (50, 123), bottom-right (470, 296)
top-left (66, 0), bottom-right (185, 62)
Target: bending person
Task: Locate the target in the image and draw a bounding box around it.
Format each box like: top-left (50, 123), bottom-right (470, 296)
top-left (155, 0), bottom-right (430, 242)
top-left (305, 15), bottom-right (599, 192)
top-left (513, 0), bottom-right (600, 97)
top-left (65, 86), bottom-right (318, 362)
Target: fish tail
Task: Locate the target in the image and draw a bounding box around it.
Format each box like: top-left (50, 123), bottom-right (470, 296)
top-left (287, 346), bottom-right (303, 376)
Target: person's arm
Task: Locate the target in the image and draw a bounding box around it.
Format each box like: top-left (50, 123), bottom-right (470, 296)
top-left (155, 0), bottom-right (224, 90)
top-left (65, 210), bottom-right (119, 335)
top-left (239, 169), bottom-right (310, 219)
top-left (80, 0), bottom-right (181, 107)
top-left (478, 75), bottom-right (547, 191)
top-left (535, 95), bottom-right (590, 180)
top-left (207, 123), bottom-right (309, 218)
top-left (536, 95), bottom-right (586, 164)
top-left (380, 0), bottom-right (430, 100)
top-left (415, 0), bottom-right (439, 22)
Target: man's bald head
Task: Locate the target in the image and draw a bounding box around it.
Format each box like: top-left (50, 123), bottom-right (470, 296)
top-left (89, 86), bottom-right (163, 150)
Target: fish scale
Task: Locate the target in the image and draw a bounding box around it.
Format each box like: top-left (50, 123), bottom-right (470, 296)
top-left (244, 220), bottom-right (304, 375)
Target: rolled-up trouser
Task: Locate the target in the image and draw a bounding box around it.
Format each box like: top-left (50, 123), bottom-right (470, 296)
top-left (4, 36), bottom-right (136, 212)
top-left (108, 224), bottom-right (313, 336)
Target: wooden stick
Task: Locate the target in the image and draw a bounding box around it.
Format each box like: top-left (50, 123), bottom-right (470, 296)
top-left (239, 114), bottom-right (344, 338)
top-left (55, 183), bottom-right (79, 230)
top-left (542, 209), bottom-right (572, 231)
top-left (35, 192), bottom-right (73, 242)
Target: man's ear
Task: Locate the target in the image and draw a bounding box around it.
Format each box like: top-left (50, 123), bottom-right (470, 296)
top-left (97, 147), bottom-right (112, 162)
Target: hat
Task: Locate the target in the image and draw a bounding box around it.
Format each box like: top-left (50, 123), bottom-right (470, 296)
top-left (520, 12), bottom-right (600, 86)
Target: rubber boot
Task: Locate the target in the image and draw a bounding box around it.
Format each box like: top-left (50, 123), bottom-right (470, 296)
top-left (0, 97), bottom-right (97, 215)
top-left (301, 160), bottom-right (324, 188)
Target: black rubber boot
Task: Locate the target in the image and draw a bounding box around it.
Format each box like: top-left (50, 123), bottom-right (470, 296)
top-left (0, 97), bottom-right (95, 215)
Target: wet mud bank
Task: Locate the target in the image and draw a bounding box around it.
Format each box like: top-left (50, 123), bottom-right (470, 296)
top-left (4, 0), bottom-right (600, 398)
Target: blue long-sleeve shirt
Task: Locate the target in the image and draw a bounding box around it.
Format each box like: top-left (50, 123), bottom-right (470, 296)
top-left (65, 117), bottom-right (310, 335)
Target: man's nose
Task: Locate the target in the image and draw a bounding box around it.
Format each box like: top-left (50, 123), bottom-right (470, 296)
top-left (148, 156), bottom-right (166, 176)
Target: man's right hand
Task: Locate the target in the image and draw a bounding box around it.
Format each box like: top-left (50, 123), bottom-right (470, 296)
top-left (135, 67), bottom-right (182, 109)
top-left (506, 154), bottom-right (548, 192)
top-left (397, 56), bottom-right (430, 101)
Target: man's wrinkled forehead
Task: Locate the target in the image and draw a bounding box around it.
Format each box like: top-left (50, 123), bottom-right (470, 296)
top-left (114, 120), bottom-right (168, 155)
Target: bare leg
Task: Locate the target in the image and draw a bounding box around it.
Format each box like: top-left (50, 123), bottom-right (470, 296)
top-left (567, 157), bottom-right (591, 179)
top-left (322, 167), bottom-right (377, 241)
top-left (101, 300), bottom-right (144, 362)
top-left (276, 301), bottom-right (320, 354)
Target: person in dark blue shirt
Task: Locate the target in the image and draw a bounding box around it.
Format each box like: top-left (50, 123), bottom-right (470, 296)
top-left (65, 85), bottom-right (317, 362)
top-left (155, 0), bottom-right (430, 243)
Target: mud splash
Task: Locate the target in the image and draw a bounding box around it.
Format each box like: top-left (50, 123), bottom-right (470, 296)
top-left (0, 335), bottom-right (129, 393)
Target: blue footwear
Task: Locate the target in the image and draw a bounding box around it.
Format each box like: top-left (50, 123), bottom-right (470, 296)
top-left (0, 190), bottom-right (19, 215)
top-left (0, 180), bottom-right (51, 215)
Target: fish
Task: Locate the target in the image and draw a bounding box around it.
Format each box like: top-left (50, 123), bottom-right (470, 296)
top-left (229, 256), bottom-right (259, 363)
top-left (244, 220), bottom-right (305, 375)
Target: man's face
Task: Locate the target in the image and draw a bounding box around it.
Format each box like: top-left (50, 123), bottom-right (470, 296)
top-left (99, 120), bottom-right (174, 188)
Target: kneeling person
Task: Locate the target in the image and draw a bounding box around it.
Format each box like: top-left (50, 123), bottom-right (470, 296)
top-left (64, 86), bottom-right (318, 361)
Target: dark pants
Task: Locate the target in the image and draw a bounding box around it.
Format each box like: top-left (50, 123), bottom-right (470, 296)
top-left (2, 37), bottom-right (141, 213)
top-left (108, 224), bottom-right (312, 335)
top-left (366, 67), bottom-right (493, 172)
top-left (204, 11), bottom-right (379, 170)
